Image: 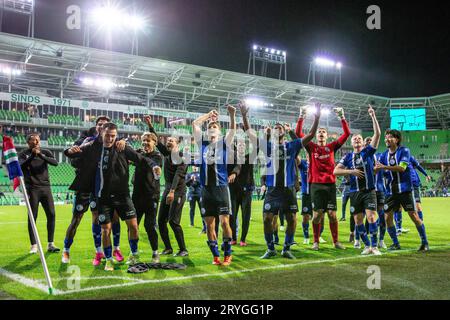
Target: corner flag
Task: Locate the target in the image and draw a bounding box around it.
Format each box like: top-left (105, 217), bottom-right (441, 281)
top-left (1, 135), bottom-right (54, 294)
top-left (2, 135), bottom-right (22, 190)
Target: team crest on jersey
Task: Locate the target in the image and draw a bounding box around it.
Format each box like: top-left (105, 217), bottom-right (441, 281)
top-left (384, 204), bottom-right (389, 210)
top-left (389, 159), bottom-right (396, 165)
top-left (355, 158), bottom-right (362, 164)
top-left (264, 203), bottom-right (271, 210)
top-left (303, 207), bottom-right (309, 213)
top-left (76, 204), bottom-right (84, 212)
top-left (325, 147), bottom-right (330, 152)
top-left (98, 214), bottom-right (106, 223)
top-left (90, 201), bottom-right (97, 209)
top-left (201, 208), bottom-right (206, 214)
top-left (350, 206), bottom-right (355, 213)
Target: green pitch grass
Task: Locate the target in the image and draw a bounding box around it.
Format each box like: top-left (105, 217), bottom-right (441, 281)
top-left (1, 198), bottom-right (450, 300)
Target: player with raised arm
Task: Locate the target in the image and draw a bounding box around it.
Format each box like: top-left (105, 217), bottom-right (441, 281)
top-left (295, 105), bottom-right (351, 250)
top-left (131, 129), bottom-right (163, 263)
top-left (61, 116), bottom-right (126, 265)
top-left (65, 123), bottom-right (159, 271)
top-left (145, 116), bottom-right (189, 257)
top-left (192, 105), bottom-right (236, 266)
top-left (241, 102), bottom-right (319, 259)
top-left (375, 129), bottom-right (430, 251)
top-left (334, 105), bottom-right (382, 255)
top-left (364, 136), bottom-right (388, 249)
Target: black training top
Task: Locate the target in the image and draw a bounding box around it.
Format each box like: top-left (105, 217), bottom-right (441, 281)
top-left (19, 149), bottom-right (58, 188)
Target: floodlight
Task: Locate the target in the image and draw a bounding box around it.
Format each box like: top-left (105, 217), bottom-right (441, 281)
top-left (265, 48), bottom-right (269, 53)
top-left (270, 49), bottom-right (275, 54)
top-left (276, 50), bottom-right (281, 55)
top-left (314, 57), bottom-right (336, 68)
top-left (128, 15), bottom-right (146, 31)
top-left (245, 97), bottom-right (266, 108)
top-left (253, 44), bottom-right (258, 50)
top-left (282, 51), bottom-right (286, 56)
top-left (336, 62), bottom-right (342, 69)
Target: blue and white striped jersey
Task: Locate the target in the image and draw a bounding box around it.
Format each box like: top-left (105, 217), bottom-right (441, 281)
top-left (259, 137), bottom-right (304, 188)
top-left (338, 145), bottom-right (377, 193)
top-left (379, 146), bottom-right (412, 195)
top-left (199, 138), bottom-right (229, 187)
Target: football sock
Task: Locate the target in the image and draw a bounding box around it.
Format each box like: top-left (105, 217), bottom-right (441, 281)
top-left (129, 238), bottom-right (139, 255)
top-left (64, 238), bottom-right (73, 251)
top-left (418, 210), bottom-right (423, 221)
top-left (92, 223), bottom-right (101, 250)
top-left (112, 222), bottom-right (121, 248)
top-left (223, 237), bottom-right (232, 257)
top-left (378, 210), bottom-right (386, 241)
top-left (207, 240), bottom-right (220, 257)
top-left (329, 221), bottom-right (339, 243)
top-left (104, 246), bottom-right (112, 259)
top-left (320, 223), bottom-right (324, 236)
top-left (265, 233), bottom-right (275, 251)
top-left (387, 226), bottom-right (400, 245)
top-left (283, 233), bottom-right (294, 251)
top-left (416, 224), bottom-right (428, 245)
top-left (313, 223), bottom-right (321, 243)
top-left (356, 224), bottom-right (370, 247)
top-left (302, 222), bottom-right (309, 238)
top-left (368, 222), bottom-right (378, 247)
top-left (273, 230), bottom-right (279, 243)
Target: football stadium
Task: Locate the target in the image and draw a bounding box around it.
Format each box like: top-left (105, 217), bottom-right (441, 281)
top-left (0, 1), bottom-right (450, 303)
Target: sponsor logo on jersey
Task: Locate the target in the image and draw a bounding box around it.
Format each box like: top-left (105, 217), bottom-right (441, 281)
top-left (90, 201), bottom-right (97, 209)
top-left (350, 206), bottom-right (355, 213)
top-left (98, 214), bottom-right (106, 223)
top-left (389, 158), bottom-right (396, 165)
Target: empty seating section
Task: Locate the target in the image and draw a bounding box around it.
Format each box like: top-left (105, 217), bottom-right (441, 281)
top-left (48, 135), bottom-right (76, 147)
top-left (0, 110), bottom-right (30, 122)
top-left (402, 131), bottom-right (449, 159)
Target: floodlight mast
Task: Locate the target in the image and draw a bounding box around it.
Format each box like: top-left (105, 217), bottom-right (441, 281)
top-left (0, 0), bottom-right (35, 37)
top-left (247, 44), bottom-right (287, 80)
top-left (83, 4), bottom-right (146, 55)
top-left (308, 56), bottom-right (342, 89)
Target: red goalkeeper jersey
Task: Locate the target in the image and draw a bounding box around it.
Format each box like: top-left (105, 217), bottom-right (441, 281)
top-left (295, 118), bottom-right (350, 184)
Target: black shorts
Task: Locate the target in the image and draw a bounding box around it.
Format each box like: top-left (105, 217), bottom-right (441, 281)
top-left (98, 194), bottom-right (137, 225)
top-left (384, 192), bottom-right (416, 213)
top-left (263, 186), bottom-right (298, 215)
top-left (72, 192), bottom-right (98, 216)
top-left (301, 193), bottom-right (312, 216)
top-left (376, 191), bottom-right (385, 212)
top-left (413, 187), bottom-right (421, 203)
top-left (310, 183), bottom-right (337, 212)
top-left (201, 185), bottom-right (231, 217)
top-left (349, 190), bottom-right (377, 215)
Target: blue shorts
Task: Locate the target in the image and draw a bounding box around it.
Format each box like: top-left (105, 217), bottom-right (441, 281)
top-left (263, 186), bottom-right (298, 215)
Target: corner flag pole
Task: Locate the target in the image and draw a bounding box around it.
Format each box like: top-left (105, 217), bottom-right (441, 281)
top-left (19, 176), bottom-right (54, 295)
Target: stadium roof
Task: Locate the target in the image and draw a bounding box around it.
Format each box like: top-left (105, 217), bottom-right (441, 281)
top-left (0, 32), bottom-right (448, 130)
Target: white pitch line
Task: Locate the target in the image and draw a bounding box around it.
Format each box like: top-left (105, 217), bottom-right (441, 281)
top-left (0, 267), bottom-right (62, 295)
top-left (2, 244), bottom-right (450, 296)
top-left (58, 244), bottom-right (450, 295)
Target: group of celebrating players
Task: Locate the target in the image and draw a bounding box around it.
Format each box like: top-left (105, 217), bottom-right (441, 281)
top-left (18, 101), bottom-right (430, 270)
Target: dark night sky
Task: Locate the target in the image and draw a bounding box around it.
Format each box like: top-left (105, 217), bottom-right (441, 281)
top-left (2, 0), bottom-right (450, 97)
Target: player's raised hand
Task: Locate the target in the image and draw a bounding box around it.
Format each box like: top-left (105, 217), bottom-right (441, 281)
top-left (227, 104), bottom-right (236, 115)
top-left (208, 109), bottom-right (218, 122)
top-left (238, 101), bottom-right (249, 116)
top-left (299, 106), bottom-right (307, 118)
top-left (144, 115), bottom-right (152, 127)
top-left (333, 106), bottom-right (345, 120)
top-left (368, 105), bottom-right (375, 118)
